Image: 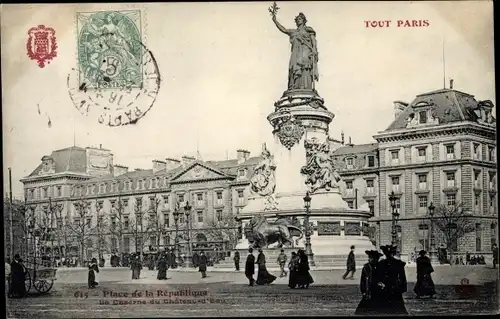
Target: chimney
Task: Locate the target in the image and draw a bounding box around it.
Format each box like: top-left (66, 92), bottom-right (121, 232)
top-left (181, 156), bottom-right (196, 166)
top-left (449, 79), bottom-right (454, 89)
top-left (393, 101), bottom-right (409, 119)
top-left (152, 160), bottom-right (166, 174)
top-left (113, 165), bottom-right (128, 177)
top-left (236, 149), bottom-right (250, 164)
top-left (99, 144), bottom-right (102, 149)
top-left (165, 158), bottom-right (181, 171)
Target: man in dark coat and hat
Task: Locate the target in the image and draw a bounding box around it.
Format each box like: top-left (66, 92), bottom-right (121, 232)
top-left (414, 250), bottom-right (436, 298)
top-left (198, 251), bottom-right (208, 278)
top-left (343, 245), bottom-right (356, 280)
top-left (377, 245), bottom-right (408, 315)
top-left (355, 250), bottom-right (384, 315)
top-left (245, 248), bottom-right (256, 286)
top-left (9, 254), bottom-right (26, 298)
top-left (157, 254), bottom-right (168, 280)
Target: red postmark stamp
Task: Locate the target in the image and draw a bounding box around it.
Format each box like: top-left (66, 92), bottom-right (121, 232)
top-left (26, 25), bottom-right (58, 68)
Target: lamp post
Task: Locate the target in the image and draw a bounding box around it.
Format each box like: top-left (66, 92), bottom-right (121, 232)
top-left (388, 191), bottom-right (400, 248)
top-left (303, 191), bottom-right (315, 266)
top-left (173, 208), bottom-right (181, 267)
top-left (428, 202), bottom-right (438, 264)
top-left (184, 201), bottom-right (192, 268)
top-left (28, 219), bottom-right (36, 281)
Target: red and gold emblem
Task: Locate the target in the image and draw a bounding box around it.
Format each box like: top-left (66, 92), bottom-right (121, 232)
top-left (26, 25), bottom-right (58, 68)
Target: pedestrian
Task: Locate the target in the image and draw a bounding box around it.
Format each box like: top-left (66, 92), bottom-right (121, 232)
top-left (414, 250), bottom-right (436, 298)
top-left (233, 250), bottom-right (240, 271)
top-left (192, 251), bottom-right (200, 268)
top-left (157, 254), bottom-right (168, 280)
top-left (377, 245), bottom-right (408, 315)
top-left (288, 251), bottom-right (300, 289)
top-left (276, 249), bottom-right (288, 277)
top-left (343, 245), bottom-right (356, 280)
top-left (198, 251), bottom-right (208, 278)
top-left (88, 258), bottom-right (99, 288)
top-left (466, 251), bottom-right (471, 265)
top-left (131, 254), bottom-right (142, 280)
top-left (354, 250), bottom-right (384, 315)
top-left (9, 254), bottom-right (26, 298)
top-left (295, 249), bottom-right (314, 289)
top-left (5, 257), bottom-right (11, 297)
top-left (245, 248), bottom-right (256, 286)
top-left (492, 244), bottom-right (498, 269)
top-left (255, 248), bottom-right (276, 285)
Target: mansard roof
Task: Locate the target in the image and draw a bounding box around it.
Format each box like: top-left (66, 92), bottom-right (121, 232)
top-left (332, 143), bottom-right (378, 156)
top-left (28, 146), bottom-right (88, 177)
top-left (385, 88), bottom-right (488, 131)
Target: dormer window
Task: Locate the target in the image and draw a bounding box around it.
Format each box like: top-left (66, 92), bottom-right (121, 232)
top-left (238, 169), bottom-right (246, 178)
top-left (419, 111), bottom-right (427, 124)
top-left (346, 157), bottom-right (354, 169)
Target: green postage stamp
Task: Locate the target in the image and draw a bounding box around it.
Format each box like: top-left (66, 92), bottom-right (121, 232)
top-left (76, 10), bottom-right (143, 89)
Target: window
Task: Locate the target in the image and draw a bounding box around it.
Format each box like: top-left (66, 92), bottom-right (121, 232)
top-left (489, 173), bottom-right (496, 189)
top-left (197, 193), bottom-right (204, 206)
top-left (100, 184), bottom-right (106, 194)
top-left (178, 194), bottom-right (184, 203)
top-left (216, 191), bottom-right (223, 206)
top-left (391, 176), bottom-right (400, 192)
top-left (419, 111), bottom-right (427, 124)
top-left (87, 185), bottom-right (92, 195)
top-left (367, 156), bottom-right (375, 167)
top-left (366, 179), bottom-right (374, 193)
top-left (55, 186), bottom-right (61, 197)
top-left (216, 209), bottom-right (223, 221)
top-left (418, 196), bottom-right (428, 210)
top-left (391, 150), bottom-right (400, 165)
top-left (150, 236), bottom-right (157, 247)
top-left (394, 198), bottom-right (401, 209)
top-left (124, 216), bottom-right (129, 229)
top-left (475, 194), bottom-right (481, 209)
top-left (152, 178), bottom-right (158, 188)
top-left (474, 170), bottom-right (481, 188)
top-left (473, 143), bottom-right (480, 159)
top-left (446, 194), bottom-right (456, 206)
top-left (111, 238), bottom-right (117, 251)
top-left (123, 238), bottom-right (130, 253)
top-left (417, 147), bottom-right (427, 161)
top-left (346, 158), bottom-right (354, 169)
top-left (475, 223), bottom-right (482, 251)
top-left (446, 172), bottom-right (455, 188)
top-left (237, 190), bottom-right (245, 205)
top-left (446, 144), bottom-right (455, 159)
top-left (28, 189), bottom-right (33, 200)
top-left (164, 214), bottom-right (170, 228)
top-left (418, 174), bottom-right (427, 190)
top-left (347, 201), bottom-right (354, 209)
top-left (238, 169), bottom-right (246, 177)
top-left (418, 224), bottom-right (430, 252)
top-left (488, 146), bottom-right (495, 161)
top-left (197, 211), bottom-right (204, 223)
top-left (345, 181), bottom-right (354, 196)
top-left (111, 217), bottom-right (117, 230)
top-left (490, 195), bottom-right (495, 210)
top-left (164, 235), bottom-right (171, 247)
top-left (367, 200), bottom-right (374, 214)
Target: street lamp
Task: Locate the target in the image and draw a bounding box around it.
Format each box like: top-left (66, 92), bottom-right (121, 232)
top-left (184, 201), bottom-right (192, 268)
top-left (173, 208), bottom-right (181, 267)
top-left (303, 191), bottom-right (315, 266)
top-left (428, 202), bottom-right (438, 264)
top-left (28, 219), bottom-right (36, 281)
top-left (388, 191), bottom-right (400, 249)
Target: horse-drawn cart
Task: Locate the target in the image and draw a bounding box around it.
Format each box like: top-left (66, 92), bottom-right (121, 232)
top-left (24, 258), bottom-right (57, 294)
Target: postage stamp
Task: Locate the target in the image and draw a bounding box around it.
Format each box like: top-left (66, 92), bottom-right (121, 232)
top-left (76, 10), bottom-right (143, 89)
top-left (26, 25), bottom-right (58, 68)
top-left (68, 9), bottom-right (160, 127)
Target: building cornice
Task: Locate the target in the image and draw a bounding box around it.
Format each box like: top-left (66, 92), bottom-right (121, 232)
top-left (21, 173), bottom-right (91, 184)
top-left (378, 159), bottom-right (497, 172)
top-left (373, 122), bottom-right (496, 143)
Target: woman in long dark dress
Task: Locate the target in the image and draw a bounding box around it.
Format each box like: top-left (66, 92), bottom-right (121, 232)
top-left (414, 250), bottom-right (436, 298)
top-left (157, 255), bottom-right (168, 280)
top-left (288, 252), bottom-right (300, 289)
top-left (255, 249), bottom-right (276, 285)
top-left (295, 249), bottom-right (314, 288)
top-left (355, 250), bottom-right (384, 315)
top-left (88, 258), bottom-right (99, 288)
top-left (9, 254), bottom-right (26, 298)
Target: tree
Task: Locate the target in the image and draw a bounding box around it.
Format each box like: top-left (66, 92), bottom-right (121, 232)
top-left (147, 195), bottom-right (164, 252)
top-left (91, 201), bottom-right (109, 259)
top-left (109, 195), bottom-right (127, 255)
top-left (66, 197), bottom-right (95, 262)
top-left (202, 214), bottom-right (240, 251)
top-left (129, 198), bottom-right (154, 255)
top-left (47, 200), bottom-right (67, 259)
top-left (432, 202), bottom-right (475, 263)
top-left (3, 198), bottom-right (28, 260)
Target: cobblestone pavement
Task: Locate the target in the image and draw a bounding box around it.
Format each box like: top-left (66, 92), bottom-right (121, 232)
top-left (7, 268), bottom-right (499, 318)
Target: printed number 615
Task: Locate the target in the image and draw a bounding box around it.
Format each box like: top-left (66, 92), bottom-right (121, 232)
top-left (74, 291), bottom-right (89, 299)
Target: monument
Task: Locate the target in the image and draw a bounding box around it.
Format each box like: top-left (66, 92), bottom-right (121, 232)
top-left (232, 2), bottom-right (376, 266)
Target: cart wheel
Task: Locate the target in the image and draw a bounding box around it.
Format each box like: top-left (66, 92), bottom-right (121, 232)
top-left (24, 270), bottom-right (31, 293)
top-left (34, 279), bottom-right (54, 293)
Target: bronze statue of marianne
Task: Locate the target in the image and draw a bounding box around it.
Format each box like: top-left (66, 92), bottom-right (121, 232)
top-left (270, 2), bottom-right (319, 91)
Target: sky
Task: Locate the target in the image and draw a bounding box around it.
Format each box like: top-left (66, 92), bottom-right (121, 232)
top-left (1, 1), bottom-right (495, 198)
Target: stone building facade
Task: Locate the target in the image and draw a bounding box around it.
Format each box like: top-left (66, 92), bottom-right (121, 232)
top-left (21, 87), bottom-right (497, 261)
